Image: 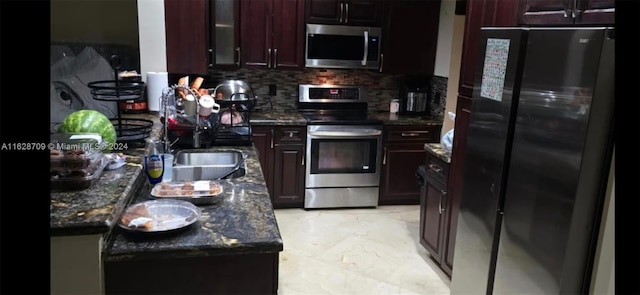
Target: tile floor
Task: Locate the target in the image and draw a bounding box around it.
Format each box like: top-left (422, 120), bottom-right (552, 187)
top-left (274, 205), bottom-right (451, 295)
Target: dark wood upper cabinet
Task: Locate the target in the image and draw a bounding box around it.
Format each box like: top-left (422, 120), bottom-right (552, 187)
top-left (380, 0), bottom-right (440, 75)
top-left (241, 0), bottom-right (305, 70)
top-left (164, 0), bottom-right (208, 74)
top-left (518, 0), bottom-right (614, 25)
top-left (272, 0), bottom-right (306, 69)
top-left (305, 0), bottom-right (382, 26)
top-left (208, 0), bottom-right (241, 69)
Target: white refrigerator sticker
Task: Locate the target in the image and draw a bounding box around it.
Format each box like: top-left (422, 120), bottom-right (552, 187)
top-left (481, 38), bottom-right (510, 101)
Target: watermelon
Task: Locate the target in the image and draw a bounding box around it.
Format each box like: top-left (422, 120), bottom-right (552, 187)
top-left (58, 110), bottom-right (117, 151)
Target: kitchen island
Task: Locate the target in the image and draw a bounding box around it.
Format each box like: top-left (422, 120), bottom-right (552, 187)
top-left (51, 113), bottom-right (283, 295)
top-left (102, 145), bottom-right (283, 295)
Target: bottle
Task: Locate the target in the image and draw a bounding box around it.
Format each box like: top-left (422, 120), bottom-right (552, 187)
top-left (144, 139), bottom-right (165, 185)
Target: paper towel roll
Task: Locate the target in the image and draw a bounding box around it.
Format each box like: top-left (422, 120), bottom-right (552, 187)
top-left (146, 72), bottom-right (168, 112)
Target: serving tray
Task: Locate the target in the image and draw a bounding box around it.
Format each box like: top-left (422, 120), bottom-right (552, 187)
top-left (118, 199), bottom-right (201, 233)
top-left (150, 180), bottom-right (224, 205)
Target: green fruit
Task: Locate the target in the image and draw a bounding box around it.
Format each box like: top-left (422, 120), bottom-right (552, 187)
top-left (58, 110), bottom-right (117, 151)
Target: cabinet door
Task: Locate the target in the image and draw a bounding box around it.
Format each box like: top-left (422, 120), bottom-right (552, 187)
top-left (272, 0), bottom-right (305, 69)
top-left (165, 0), bottom-right (208, 74)
top-left (518, 0), bottom-right (573, 25)
top-left (380, 0), bottom-right (440, 75)
top-left (209, 0), bottom-right (241, 69)
top-left (441, 178), bottom-right (457, 277)
top-left (344, 0), bottom-right (382, 26)
top-left (240, 0), bottom-right (272, 68)
top-left (458, 0), bottom-right (519, 97)
top-left (575, 0), bottom-right (614, 24)
top-left (305, 0), bottom-right (343, 24)
top-left (518, 0), bottom-right (614, 25)
top-left (379, 143), bottom-right (426, 205)
top-left (420, 181), bottom-right (446, 263)
top-left (273, 144), bottom-right (305, 207)
top-left (252, 127), bottom-right (274, 197)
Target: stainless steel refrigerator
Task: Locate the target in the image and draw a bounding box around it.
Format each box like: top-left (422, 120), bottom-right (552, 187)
top-left (450, 27), bottom-right (614, 294)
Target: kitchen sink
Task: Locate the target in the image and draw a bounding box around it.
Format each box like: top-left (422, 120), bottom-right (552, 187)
top-left (172, 150), bottom-right (246, 181)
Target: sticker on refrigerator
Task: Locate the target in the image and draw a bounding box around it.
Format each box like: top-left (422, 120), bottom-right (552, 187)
top-left (480, 38), bottom-right (510, 101)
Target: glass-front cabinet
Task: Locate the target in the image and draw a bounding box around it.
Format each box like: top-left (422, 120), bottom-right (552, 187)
top-left (210, 0), bottom-right (240, 68)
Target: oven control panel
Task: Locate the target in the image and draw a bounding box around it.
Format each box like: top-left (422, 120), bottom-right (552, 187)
top-left (299, 84), bottom-right (367, 103)
top-left (309, 88), bottom-right (359, 100)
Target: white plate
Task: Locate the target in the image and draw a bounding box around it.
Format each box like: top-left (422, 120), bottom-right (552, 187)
top-left (118, 199), bottom-right (201, 233)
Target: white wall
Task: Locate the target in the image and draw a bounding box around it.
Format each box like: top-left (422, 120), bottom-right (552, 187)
top-left (137, 0), bottom-right (168, 81)
top-left (441, 14), bottom-right (465, 134)
top-left (433, 0), bottom-right (457, 77)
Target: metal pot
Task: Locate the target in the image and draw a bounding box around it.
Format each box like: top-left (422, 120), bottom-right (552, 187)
top-left (211, 80), bottom-right (256, 101)
top-left (405, 91), bottom-right (428, 112)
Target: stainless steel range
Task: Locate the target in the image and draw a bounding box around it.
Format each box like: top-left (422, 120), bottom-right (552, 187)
top-left (298, 84), bottom-right (383, 209)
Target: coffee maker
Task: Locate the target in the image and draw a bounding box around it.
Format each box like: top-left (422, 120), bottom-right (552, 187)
top-left (398, 79), bottom-right (430, 116)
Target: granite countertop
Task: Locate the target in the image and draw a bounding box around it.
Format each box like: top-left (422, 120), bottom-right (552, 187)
top-left (370, 111), bottom-right (443, 126)
top-left (424, 143), bottom-right (451, 164)
top-left (250, 109), bottom-right (442, 126)
top-left (103, 145), bottom-right (283, 261)
top-left (250, 110), bottom-right (307, 126)
top-left (50, 113), bottom-right (162, 236)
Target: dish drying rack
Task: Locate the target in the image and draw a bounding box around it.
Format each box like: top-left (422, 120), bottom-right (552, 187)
top-left (88, 55), bottom-right (153, 144)
top-left (212, 98), bottom-right (255, 146)
top-left (161, 84), bottom-right (217, 150)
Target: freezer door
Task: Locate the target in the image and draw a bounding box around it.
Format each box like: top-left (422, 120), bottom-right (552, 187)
top-left (449, 28), bottom-right (528, 295)
top-left (492, 27), bottom-right (615, 295)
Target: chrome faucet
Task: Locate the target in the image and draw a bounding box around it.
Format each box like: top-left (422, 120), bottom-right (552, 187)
top-left (161, 84), bottom-right (203, 151)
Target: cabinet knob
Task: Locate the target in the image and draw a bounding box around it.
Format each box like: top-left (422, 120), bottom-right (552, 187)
top-left (289, 131), bottom-right (294, 138)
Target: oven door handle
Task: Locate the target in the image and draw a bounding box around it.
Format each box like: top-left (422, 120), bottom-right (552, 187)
top-left (308, 130), bottom-right (382, 137)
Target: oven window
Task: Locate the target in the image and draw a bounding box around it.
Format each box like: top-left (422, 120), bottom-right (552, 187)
top-left (310, 138), bottom-right (378, 174)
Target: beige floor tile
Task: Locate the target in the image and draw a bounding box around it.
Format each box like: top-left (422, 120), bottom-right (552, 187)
top-left (275, 205), bottom-right (451, 295)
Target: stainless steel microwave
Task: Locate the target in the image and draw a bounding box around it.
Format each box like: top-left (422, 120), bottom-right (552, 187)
top-left (305, 24), bottom-right (382, 70)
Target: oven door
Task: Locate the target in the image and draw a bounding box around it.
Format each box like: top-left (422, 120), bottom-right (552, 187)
top-left (306, 125), bottom-right (383, 188)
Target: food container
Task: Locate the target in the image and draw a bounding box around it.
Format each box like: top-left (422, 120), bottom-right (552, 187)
top-left (51, 155), bottom-right (108, 191)
top-left (150, 180), bottom-right (224, 205)
top-left (50, 133), bottom-right (104, 172)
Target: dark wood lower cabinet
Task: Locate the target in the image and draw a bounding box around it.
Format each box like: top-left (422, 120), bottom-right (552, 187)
top-left (104, 253), bottom-right (279, 295)
top-left (273, 145), bottom-right (305, 206)
top-left (380, 143), bottom-right (429, 205)
top-left (419, 150), bottom-right (454, 277)
top-left (252, 125), bottom-right (306, 208)
top-left (379, 125), bottom-right (441, 205)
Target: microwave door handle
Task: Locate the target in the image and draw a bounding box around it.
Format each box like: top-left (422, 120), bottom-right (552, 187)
top-left (362, 30), bottom-right (368, 66)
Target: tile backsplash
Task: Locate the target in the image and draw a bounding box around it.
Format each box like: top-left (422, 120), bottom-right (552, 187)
top-left (169, 69), bottom-right (447, 121)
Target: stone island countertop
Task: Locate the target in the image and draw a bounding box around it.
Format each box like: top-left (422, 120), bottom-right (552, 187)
top-left (102, 144), bottom-right (283, 261)
top-left (50, 113), bottom-right (161, 236)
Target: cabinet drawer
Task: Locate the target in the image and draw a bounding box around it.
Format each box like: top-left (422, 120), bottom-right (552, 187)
top-left (425, 153), bottom-right (448, 186)
top-left (274, 126), bottom-right (306, 144)
top-left (384, 125), bottom-right (441, 143)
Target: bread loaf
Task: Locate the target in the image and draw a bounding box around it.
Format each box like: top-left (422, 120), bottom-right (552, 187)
top-left (191, 77), bottom-right (204, 91)
top-left (177, 76), bottom-right (188, 99)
